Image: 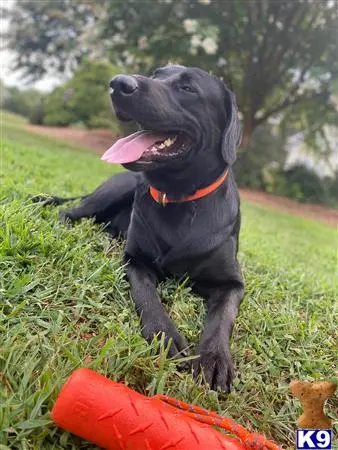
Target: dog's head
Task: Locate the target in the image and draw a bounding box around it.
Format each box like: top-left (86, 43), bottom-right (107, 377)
top-left (102, 65), bottom-right (241, 172)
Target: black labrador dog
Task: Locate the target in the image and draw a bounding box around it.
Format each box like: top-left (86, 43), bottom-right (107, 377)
top-left (36, 65), bottom-right (244, 392)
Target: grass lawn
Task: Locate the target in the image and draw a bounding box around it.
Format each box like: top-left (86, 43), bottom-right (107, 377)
top-left (1, 111), bottom-right (337, 449)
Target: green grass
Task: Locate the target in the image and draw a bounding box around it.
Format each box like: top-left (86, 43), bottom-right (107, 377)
top-left (1, 110), bottom-right (27, 126)
top-left (1, 114), bottom-right (337, 449)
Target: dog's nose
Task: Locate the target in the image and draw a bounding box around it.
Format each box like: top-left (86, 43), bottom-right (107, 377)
top-left (110, 75), bottom-right (138, 95)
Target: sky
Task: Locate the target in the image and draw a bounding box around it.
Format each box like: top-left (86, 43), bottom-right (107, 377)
top-left (2, 48), bottom-right (60, 92)
top-left (1, 0), bottom-right (59, 92)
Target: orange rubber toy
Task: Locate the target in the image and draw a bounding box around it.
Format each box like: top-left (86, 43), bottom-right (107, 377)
top-left (51, 368), bottom-right (281, 450)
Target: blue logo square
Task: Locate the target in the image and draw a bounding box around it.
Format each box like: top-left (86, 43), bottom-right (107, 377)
top-left (296, 429), bottom-right (332, 449)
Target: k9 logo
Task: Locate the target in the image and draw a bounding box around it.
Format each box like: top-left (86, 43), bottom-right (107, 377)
top-left (296, 430), bottom-right (332, 449)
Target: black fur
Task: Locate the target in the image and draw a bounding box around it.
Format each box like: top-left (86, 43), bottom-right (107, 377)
top-left (37, 65), bottom-right (245, 392)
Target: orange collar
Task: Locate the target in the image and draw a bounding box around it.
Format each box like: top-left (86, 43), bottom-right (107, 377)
top-left (149, 169), bottom-right (229, 206)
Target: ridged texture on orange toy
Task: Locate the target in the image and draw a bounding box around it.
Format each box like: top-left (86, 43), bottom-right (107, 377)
top-left (51, 368), bottom-right (281, 450)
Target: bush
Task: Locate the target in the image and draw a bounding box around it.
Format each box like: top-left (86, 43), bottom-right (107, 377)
top-left (235, 123), bottom-right (287, 189)
top-left (43, 86), bottom-right (75, 126)
top-left (235, 123), bottom-right (337, 208)
top-left (327, 172), bottom-right (338, 206)
top-left (275, 165), bottom-right (338, 207)
top-left (29, 99), bottom-right (45, 125)
top-left (43, 59), bottom-right (121, 129)
top-left (87, 116), bottom-right (114, 129)
top-left (2, 84), bottom-right (44, 118)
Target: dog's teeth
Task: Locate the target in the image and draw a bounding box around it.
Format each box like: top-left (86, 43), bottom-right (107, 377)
top-left (152, 135), bottom-right (178, 153)
top-left (164, 137), bottom-right (177, 147)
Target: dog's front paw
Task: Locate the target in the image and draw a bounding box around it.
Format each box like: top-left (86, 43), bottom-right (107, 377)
top-left (142, 316), bottom-right (189, 360)
top-left (59, 210), bottom-right (74, 226)
top-left (194, 342), bottom-right (234, 393)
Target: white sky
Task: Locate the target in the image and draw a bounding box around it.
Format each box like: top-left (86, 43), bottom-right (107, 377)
top-left (1, 0), bottom-right (59, 91)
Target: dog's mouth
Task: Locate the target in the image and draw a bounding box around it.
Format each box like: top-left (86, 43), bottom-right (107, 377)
top-left (101, 130), bottom-right (192, 165)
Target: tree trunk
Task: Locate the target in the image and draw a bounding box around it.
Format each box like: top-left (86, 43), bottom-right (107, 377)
top-left (241, 114), bottom-right (254, 148)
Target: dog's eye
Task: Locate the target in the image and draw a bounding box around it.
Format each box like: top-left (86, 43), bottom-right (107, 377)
top-left (180, 85), bottom-right (195, 93)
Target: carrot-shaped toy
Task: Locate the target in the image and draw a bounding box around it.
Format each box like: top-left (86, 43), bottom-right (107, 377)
top-left (51, 368), bottom-right (281, 450)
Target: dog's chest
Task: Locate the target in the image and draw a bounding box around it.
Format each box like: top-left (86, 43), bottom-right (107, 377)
top-left (126, 192), bottom-right (230, 277)
top-left (130, 203), bottom-right (196, 259)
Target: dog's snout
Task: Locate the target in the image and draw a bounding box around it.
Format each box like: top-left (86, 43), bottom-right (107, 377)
top-left (110, 75), bottom-right (138, 95)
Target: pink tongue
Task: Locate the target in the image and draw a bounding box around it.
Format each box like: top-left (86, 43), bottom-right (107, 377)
top-left (101, 131), bottom-right (169, 164)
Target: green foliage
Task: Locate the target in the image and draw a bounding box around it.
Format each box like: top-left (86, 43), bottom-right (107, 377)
top-left (43, 86), bottom-right (74, 126)
top-left (1, 111), bottom-right (337, 449)
top-left (87, 115), bottom-right (113, 129)
top-left (1, 1), bottom-right (103, 80)
top-left (29, 100), bottom-right (45, 125)
top-left (101, 0), bottom-right (338, 147)
top-left (235, 123), bottom-right (337, 208)
top-left (43, 59), bottom-right (119, 128)
top-left (4, 0), bottom-right (338, 149)
top-left (235, 123), bottom-right (287, 189)
top-left (274, 166), bottom-right (338, 208)
top-left (280, 100), bottom-right (338, 159)
top-left (64, 59), bottom-right (116, 127)
top-left (1, 84), bottom-right (44, 119)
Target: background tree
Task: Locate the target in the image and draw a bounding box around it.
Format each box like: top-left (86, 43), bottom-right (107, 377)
top-left (2, 0), bottom-right (338, 147)
top-left (1, 82), bottom-right (44, 119)
top-left (43, 59), bottom-right (120, 129)
top-left (1, 0), bottom-right (105, 80)
top-left (100, 0), bottom-right (338, 146)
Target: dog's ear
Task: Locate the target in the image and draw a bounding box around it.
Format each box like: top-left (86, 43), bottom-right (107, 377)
top-left (221, 88), bottom-right (242, 166)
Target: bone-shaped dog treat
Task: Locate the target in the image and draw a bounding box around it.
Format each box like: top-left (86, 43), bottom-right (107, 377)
top-left (290, 380), bottom-right (337, 429)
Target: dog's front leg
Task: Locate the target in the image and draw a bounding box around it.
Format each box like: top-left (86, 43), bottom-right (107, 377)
top-left (194, 281), bottom-right (244, 393)
top-left (127, 261), bottom-right (188, 358)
